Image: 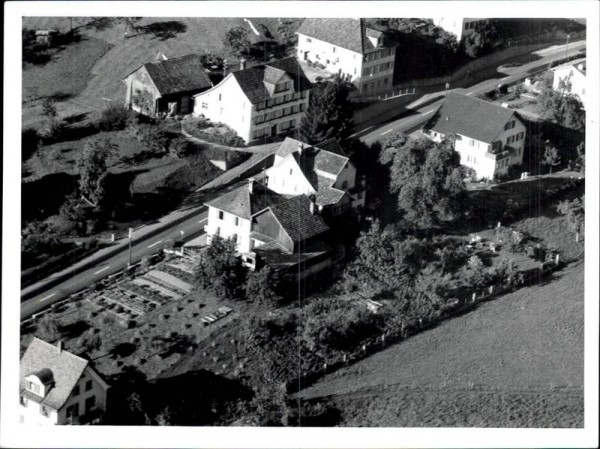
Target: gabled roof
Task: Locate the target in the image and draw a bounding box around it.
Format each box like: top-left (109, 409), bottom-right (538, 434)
top-left (265, 195), bottom-right (330, 242)
top-left (205, 181), bottom-right (282, 220)
top-left (424, 92), bottom-right (518, 144)
top-left (296, 18), bottom-right (383, 54)
top-left (20, 338), bottom-right (89, 410)
top-left (231, 57), bottom-right (312, 104)
top-left (126, 54), bottom-right (212, 96)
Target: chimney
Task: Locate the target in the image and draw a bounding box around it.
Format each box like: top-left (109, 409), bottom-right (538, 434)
top-left (298, 143), bottom-right (304, 156)
top-left (240, 58), bottom-right (247, 71)
top-left (57, 341), bottom-right (63, 353)
top-left (248, 177), bottom-right (255, 194)
top-left (308, 194), bottom-right (316, 215)
top-left (223, 59), bottom-right (229, 77)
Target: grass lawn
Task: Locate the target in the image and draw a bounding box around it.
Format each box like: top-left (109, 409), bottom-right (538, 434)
top-left (298, 258), bottom-right (584, 427)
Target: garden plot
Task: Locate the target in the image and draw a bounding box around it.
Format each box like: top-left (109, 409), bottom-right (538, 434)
top-left (133, 277), bottom-right (182, 300)
top-left (145, 269), bottom-right (193, 294)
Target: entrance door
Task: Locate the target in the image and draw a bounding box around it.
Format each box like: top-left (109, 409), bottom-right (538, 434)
top-left (271, 124), bottom-right (278, 137)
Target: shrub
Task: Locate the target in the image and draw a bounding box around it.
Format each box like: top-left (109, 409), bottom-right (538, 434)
top-left (97, 104), bottom-right (131, 131)
top-left (168, 136), bottom-right (190, 157)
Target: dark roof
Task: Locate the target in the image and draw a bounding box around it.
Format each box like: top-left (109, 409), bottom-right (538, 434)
top-left (254, 240), bottom-right (331, 268)
top-left (20, 338), bottom-right (88, 410)
top-left (138, 54), bottom-right (212, 96)
top-left (296, 18), bottom-right (381, 54)
top-left (205, 181), bottom-right (282, 220)
top-left (267, 195), bottom-right (330, 242)
top-left (424, 92), bottom-right (517, 143)
top-left (232, 57), bottom-right (312, 104)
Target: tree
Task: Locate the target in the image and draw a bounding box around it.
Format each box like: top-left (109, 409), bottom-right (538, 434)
top-left (194, 236), bottom-right (247, 299)
top-left (37, 313), bottom-right (60, 341)
top-left (542, 144), bottom-right (561, 174)
top-left (575, 141), bottom-right (585, 174)
top-left (76, 137), bottom-right (117, 207)
top-left (557, 196), bottom-right (585, 242)
top-left (132, 89), bottom-right (154, 115)
top-left (298, 75), bottom-right (354, 145)
top-left (462, 22), bottom-right (498, 58)
top-left (134, 124), bottom-right (169, 155)
top-left (388, 136), bottom-right (466, 230)
top-left (538, 71), bottom-right (585, 132)
top-left (245, 267), bottom-right (287, 306)
top-left (223, 26), bottom-right (251, 57)
top-left (42, 99), bottom-right (58, 119)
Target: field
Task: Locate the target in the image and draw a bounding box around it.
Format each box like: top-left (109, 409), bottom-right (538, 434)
top-left (22, 17), bottom-right (301, 126)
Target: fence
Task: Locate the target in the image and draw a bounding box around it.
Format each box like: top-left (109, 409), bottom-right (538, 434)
top-left (288, 257), bottom-right (563, 393)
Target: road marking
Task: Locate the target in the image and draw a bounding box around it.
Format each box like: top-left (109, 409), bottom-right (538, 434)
top-left (39, 293), bottom-right (56, 302)
top-left (380, 129), bottom-right (393, 136)
top-left (421, 108), bottom-right (435, 115)
top-left (466, 91), bottom-right (474, 96)
top-left (94, 266), bottom-right (111, 274)
top-left (147, 240), bottom-right (163, 248)
top-left (198, 218), bottom-right (208, 224)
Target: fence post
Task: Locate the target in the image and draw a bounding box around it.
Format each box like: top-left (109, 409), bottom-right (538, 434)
top-left (472, 292), bottom-right (476, 303)
top-left (555, 254), bottom-right (560, 265)
top-left (489, 285), bottom-right (494, 295)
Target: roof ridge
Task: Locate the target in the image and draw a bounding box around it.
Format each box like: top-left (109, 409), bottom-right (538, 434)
top-left (31, 337), bottom-right (89, 365)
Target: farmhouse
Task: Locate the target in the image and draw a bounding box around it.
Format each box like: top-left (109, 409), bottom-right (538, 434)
top-left (204, 179), bottom-right (332, 279)
top-left (295, 18), bottom-right (396, 95)
top-left (431, 17), bottom-right (489, 41)
top-left (264, 137), bottom-right (365, 217)
top-left (19, 338), bottom-right (110, 425)
top-left (551, 59), bottom-right (586, 108)
top-left (192, 57), bottom-right (311, 143)
top-left (123, 54), bottom-right (213, 116)
top-left (422, 92), bottom-right (526, 180)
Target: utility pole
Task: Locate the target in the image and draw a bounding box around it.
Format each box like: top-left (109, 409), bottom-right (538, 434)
top-left (565, 34), bottom-right (570, 60)
top-left (127, 227), bottom-right (133, 268)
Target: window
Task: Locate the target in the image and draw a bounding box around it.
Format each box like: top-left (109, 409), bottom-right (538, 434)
top-left (40, 405), bottom-right (50, 418)
top-left (218, 211), bottom-right (224, 220)
top-left (289, 169), bottom-right (293, 175)
top-left (383, 77), bottom-right (388, 85)
top-left (215, 227), bottom-right (221, 236)
top-left (306, 37), bottom-right (312, 43)
top-left (201, 102), bottom-right (208, 109)
top-left (20, 395), bottom-right (27, 406)
top-left (85, 380), bottom-right (92, 391)
top-left (333, 46), bottom-right (336, 53)
top-left (233, 233), bottom-right (239, 244)
top-left (27, 381), bottom-right (40, 395)
top-left (469, 139), bottom-right (475, 146)
top-left (85, 396), bottom-right (96, 414)
top-left (234, 217), bottom-right (239, 226)
top-left (73, 385), bottom-right (80, 397)
top-left (341, 180), bottom-right (349, 190)
top-left (504, 120), bottom-right (515, 130)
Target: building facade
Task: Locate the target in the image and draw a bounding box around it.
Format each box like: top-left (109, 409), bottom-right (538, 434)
top-left (431, 17), bottom-right (489, 41)
top-left (423, 92), bottom-right (526, 180)
top-left (552, 60), bottom-right (586, 108)
top-left (193, 57), bottom-right (311, 143)
top-left (19, 338), bottom-right (110, 426)
top-left (295, 18), bottom-right (396, 95)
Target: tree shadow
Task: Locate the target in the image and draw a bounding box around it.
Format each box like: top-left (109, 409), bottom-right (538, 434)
top-left (141, 21), bottom-right (187, 41)
top-left (110, 342), bottom-right (137, 358)
top-left (59, 319), bottom-right (90, 339)
top-left (21, 172), bottom-right (78, 222)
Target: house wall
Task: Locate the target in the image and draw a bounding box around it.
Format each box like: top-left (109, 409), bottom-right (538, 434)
top-left (124, 67), bottom-right (160, 115)
top-left (193, 75), bottom-right (252, 141)
top-left (193, 75), bottom-right (309, 143)
top-left (205, 206), bottom-right (252, 253)
top-left (57, 367), bottom-right (108, 424)
top-left (19, 399), bottom-right (59, 426)
top-left (296, 33), bottom-right (363, 81)
top-left (252, 210), bottom-right (294, 253)
top-left (356, 47), bottom-right (396, 95)
top-left (265, 156), bottom-right (315, 197)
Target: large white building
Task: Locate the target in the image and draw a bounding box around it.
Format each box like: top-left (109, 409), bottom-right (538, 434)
top-left (264, 137), bottom-right (365, 216)
top-left (551, 59), bottom-right (586, 109)
top-left (422, 92), bottom-right (527, 180)
top-left (295, 18), bottom-right (396, 95)
top-left (192, 57), bottom-right (311, 143)
top-left (19, 338), bottom-right (110, 426)
top-left (431, 17), bottom-right (489, 41)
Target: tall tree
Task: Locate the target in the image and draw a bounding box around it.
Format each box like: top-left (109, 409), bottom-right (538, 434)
top-left (298, 75), bottom-right (354, 145)
top-left (542, 144), bottom-right (561, 174)
top-left (223, 26), bottom-right (251, 57)
top-left (538, 71), bottom-right (585, 132)
top-left (388, 136), bottom-right (466, 230)
top-left (76, 137), bottom-right (117, 207)
top-left (194, 236), bottom-right (246, 299)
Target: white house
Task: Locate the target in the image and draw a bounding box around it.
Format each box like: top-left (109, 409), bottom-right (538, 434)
top-left (431, 17), bottom-right (489, 41)
top-left (192, 57), bottom-right (311, 143)
top-left (551, 59), bottom-right (586, 108)
top-left (295, 18), bottom-right (396, 95)
top-left (422, 92), bottom-right (527, 180)
top-left (19, 338), bottom-right (110, 426)
top-left (264, 137), bottom-right (365, 216)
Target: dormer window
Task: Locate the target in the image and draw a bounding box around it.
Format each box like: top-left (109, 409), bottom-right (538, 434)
top-left (275, 81), bottom-right (291, 93)
top-left (27, 380), bottom-right (40, 395)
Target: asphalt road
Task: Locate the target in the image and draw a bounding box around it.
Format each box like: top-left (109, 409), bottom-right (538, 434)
top-left (359, 40), bottom-right (586, 146)
top-left (21, 209), bottom-right (208, 319)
